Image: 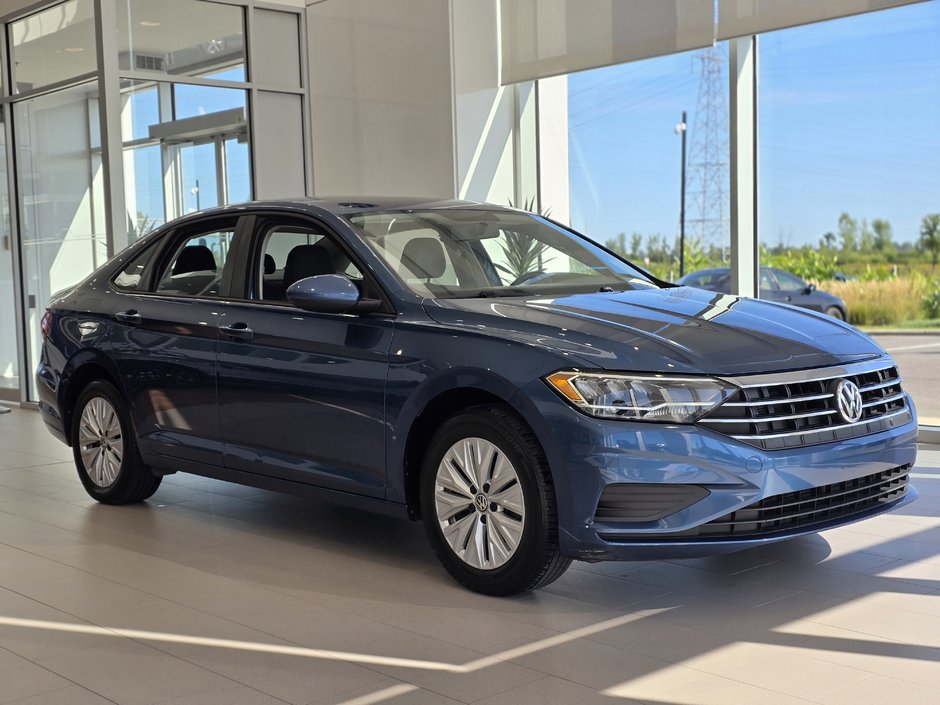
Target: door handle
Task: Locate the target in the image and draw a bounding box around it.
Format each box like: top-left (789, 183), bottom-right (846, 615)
top-left (115, 310), bottom-right (141, 325)
top-left (218, 322), bottom-right (254, 341)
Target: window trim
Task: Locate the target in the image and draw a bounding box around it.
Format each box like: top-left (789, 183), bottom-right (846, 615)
top-left (232, 212), bottom-right (397, 316)
top-left (144, 214), bottom-right (248, 301)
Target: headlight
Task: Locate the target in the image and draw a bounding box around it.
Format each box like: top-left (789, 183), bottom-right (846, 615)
top-left (545, 370), bottom-right (735, 423)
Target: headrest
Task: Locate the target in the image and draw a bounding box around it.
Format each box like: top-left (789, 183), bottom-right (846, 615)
top-left (264, 253), bottom-right (276, 275)
top-left (400, 237), bottom-right (446, 280)
top-left (284, 244), bottom-right (334, 288)
top-left (173, 245), bottom-right (216, 275)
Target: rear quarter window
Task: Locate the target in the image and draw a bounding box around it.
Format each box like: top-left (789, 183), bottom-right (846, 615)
top-left (112, 242), bottom-right (159, 291)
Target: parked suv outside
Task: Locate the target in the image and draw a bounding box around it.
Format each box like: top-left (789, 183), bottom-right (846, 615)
top-left (37, 199), bottom-right (916, 594)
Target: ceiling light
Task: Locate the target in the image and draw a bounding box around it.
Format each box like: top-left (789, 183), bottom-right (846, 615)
top-left (63, 47), bottom-right (84, 53)
top-left (139, 20), bottom-right (161, 28)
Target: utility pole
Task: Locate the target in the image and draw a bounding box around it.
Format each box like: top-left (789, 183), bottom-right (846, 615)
top-left (675, 111), bottom-right (688, 277)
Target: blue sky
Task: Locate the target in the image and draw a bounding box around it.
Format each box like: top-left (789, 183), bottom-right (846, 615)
top-left (568, 1), bottom-right (940, 249)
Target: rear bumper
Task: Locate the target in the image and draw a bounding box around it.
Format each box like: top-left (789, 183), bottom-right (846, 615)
top-left (36, 360), bottom-right (67, 444)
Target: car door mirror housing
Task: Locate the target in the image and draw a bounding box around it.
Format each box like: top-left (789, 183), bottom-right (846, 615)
top-left (804, 283), bottom-right (817, 294)
top-left (286, 274), bottom-right (379, 314)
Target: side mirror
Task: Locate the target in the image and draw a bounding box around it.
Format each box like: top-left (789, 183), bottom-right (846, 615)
top-left (803, 283), bottom-right (817, 294)
top-left (286, 274), bottom-right (380, 314)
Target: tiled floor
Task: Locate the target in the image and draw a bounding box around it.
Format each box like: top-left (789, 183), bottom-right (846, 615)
top-left (0, 406), bottom-right (938, 705)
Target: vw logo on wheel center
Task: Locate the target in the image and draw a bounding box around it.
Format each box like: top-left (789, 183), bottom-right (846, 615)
top-left (835, 379), bottom-right (864, 423)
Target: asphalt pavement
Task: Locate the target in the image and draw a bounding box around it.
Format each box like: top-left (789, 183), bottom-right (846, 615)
top-left (871, 333), bottom-right (940, 425)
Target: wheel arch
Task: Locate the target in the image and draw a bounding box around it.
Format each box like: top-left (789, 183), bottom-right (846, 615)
top-left (396, 370), bottom-right (555, 521)
top-left (59, 351), bottom-right (125, 446)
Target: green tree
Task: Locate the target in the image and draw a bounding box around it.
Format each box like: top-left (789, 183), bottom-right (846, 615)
top-left (629, 233), bottom-right (643, 259)
top-left (859, 219), bottom-right (874, 253)
top-left (838, 212), bottom-right (858, 253)
top-left (819, 231), bottom-right (837, 250)
top-left (920, 213), bottom-right (940, 272)
top-left (605, 233), bottom-right (628, 256)
top-left (872, 218), bottom-right (894, 252)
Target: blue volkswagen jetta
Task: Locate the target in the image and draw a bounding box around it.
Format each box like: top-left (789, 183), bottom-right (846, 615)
top-left (37, 198), bottom-right (918, 595)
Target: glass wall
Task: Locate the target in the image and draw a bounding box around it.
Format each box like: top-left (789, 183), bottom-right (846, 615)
top-left (120, 79), bottom-right (250, 235)
top-left (0, 0), bottom-right (307, 401)
top-left (14, 81), bottom-right (107, 384)
top-left (0, 111), bottom-right (15, 396)
top-left (117, 0), bottom-right (245, 81)
top-left (758, 2), bottom-right (940, 424)
top-left (9, 0), bottom-right (96, 92)
top-left (567, 44), bottom-right (731, 281)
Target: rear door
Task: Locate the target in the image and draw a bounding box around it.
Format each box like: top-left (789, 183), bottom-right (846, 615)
top-left (108, 215), bottom-right (249, 468)
top-left (216, 215), bottom-right (395, 497)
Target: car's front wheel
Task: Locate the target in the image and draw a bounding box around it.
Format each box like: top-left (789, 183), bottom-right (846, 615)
top-left (420, 406), bottom-right (571, 595)
top-left (825, 306), bottom-right (846, 321)
top-left (72, 380), bottom-right (161, 504)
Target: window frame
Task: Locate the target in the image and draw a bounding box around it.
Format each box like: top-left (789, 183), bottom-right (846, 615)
top-left (137, 214), bottom-right (250, 301)
top-left (234, 213), bottom-right (397, 316)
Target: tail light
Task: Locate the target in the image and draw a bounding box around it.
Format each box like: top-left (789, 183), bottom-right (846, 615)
top-left (40, 309), bottom-right (54, 338)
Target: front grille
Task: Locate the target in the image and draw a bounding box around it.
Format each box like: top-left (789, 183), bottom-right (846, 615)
top-left (598, 465), bottom-right (911, 542)
top-left (698, 361), bottom-right (911, 450)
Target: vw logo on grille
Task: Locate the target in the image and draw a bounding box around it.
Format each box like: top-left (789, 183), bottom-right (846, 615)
top-left (835, 379), bottom-right (863, 423)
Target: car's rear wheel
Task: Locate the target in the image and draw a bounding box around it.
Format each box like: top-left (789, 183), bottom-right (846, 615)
top-left (72, 380), bottom-right (161, 504)
top-left (825, 306), bottom-right (845, 321)
top-left (420, 406), bottom-right (571, 595)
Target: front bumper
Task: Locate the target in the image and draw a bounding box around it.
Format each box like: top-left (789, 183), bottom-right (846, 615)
top-left (522, 381), bottom-right (919, 561)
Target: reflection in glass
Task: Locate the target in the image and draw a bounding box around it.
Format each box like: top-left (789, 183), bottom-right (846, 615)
top-left (0, 110), bottom-right (17, 394)
top-left (118, 0), bottom-right (245, 81)
top-left (120, 80), bottom-right (251, 230)
top-left (15, 82), bottom-right (107, 396)
top-left (9, 0), bottom-right (96, 93)
top-left (568, 44), bottom-right (731, 281)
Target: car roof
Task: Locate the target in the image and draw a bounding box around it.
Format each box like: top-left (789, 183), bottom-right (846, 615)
top-left (168, 197), bottom-right (511, 223)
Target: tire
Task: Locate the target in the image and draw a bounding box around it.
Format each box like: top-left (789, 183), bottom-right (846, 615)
top-left (71, 380), bottom-right (161, 504)
top-left (420, 405), bottom-right (571, 595)
top-left (825, 306), bottom-right (845, 321)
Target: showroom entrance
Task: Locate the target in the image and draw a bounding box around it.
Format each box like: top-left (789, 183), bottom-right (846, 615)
top-left (0, 0), bottom-right (309, 404)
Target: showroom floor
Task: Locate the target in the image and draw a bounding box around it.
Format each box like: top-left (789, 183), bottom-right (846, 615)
top-left (0, 407), bottom-right (937, 705)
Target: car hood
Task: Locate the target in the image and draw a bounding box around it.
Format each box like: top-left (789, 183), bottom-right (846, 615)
top-left (423, 286), bottom-right (883, 375)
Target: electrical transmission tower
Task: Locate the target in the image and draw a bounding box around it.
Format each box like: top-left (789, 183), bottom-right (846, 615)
top-left (686, 45), bottom-right (729, 253)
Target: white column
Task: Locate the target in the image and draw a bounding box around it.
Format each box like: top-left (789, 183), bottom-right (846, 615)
top-left (729, 35), bottom-right (758, 298)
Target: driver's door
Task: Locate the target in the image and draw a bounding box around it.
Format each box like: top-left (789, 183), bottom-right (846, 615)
top-left (216, 216), bottom-right (395, 497)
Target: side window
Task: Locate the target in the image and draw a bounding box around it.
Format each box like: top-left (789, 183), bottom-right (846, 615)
top-left (258, 224), bottom-right (363, 302)
top-left (759, 269), bottom-right (776, 290)
top-left (155, 227), bottom-right (235, 297)
top-left (112, 242), bottom-right (158, 291)
top-left (775, 270), bottom-right (806, 292)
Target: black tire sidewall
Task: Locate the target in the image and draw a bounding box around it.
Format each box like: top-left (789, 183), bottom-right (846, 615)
top-left (825, 306), bottom-right (845, 321)
top-left (72, 380), bottom-right (141, 502)
top-left (420, 409), bottom-right (555, 595)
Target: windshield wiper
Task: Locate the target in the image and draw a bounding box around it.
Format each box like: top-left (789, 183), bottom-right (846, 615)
top-left (476, 288), bottom-right (528, 298)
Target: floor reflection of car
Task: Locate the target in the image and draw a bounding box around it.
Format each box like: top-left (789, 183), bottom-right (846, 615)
top-left (36, 199), bottom-right (915, 595)
top-left (678, 267), bottom-right (848, 320)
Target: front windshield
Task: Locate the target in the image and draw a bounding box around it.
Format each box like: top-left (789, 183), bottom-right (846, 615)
top-left (346, 209), bottom-right (658, 298)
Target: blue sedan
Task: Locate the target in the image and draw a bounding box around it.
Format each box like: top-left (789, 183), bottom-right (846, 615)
top-left (37, 198), bottom-right (917, 594)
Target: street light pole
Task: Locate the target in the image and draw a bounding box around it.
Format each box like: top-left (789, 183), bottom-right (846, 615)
top-left (675, 111), bottom-right (688, 278)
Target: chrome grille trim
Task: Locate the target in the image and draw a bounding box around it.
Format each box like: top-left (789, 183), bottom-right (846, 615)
top-left (727, 407), bottom-right (910, 441)
top-left (862, 392), bottom-right (905, 408)
top-left (723, 392), bottom-right (833, 407)
top-left (699, 359), bottom-right (910, 450)
top-left (705, 409), bottom-right (836, 424)
top-left (718, 359), bottom-right (894, 388)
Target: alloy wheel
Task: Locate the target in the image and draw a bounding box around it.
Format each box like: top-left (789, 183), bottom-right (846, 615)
top-left (433, 437), bottom-right (526, 570)
top-left (78, 396), bottom-right (124, 488)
